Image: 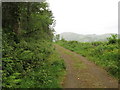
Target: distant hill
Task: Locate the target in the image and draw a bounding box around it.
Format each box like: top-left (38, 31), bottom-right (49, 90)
top-left (60, 32), bottom-right (116, 42)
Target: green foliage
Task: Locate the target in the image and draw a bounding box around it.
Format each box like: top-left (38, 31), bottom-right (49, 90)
top-left (2, 1), bottom-right (65, 88)
top-left (57, 36), bottom-right (119, 80)
top-left (107, 34), bottom-right (118, 44)
top-left (3, 72), bottom-right (21, 88)
top-left (19, 51), bottom-right (65, 88)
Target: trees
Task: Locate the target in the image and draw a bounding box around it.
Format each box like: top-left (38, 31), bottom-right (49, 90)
top-left (2, 1), bottom-right (60, 88)
top-left (2, 2), bottom-right (55, 38)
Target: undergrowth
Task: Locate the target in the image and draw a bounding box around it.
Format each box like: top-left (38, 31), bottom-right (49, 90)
top-left (57, 35), bottom-right (119, 80)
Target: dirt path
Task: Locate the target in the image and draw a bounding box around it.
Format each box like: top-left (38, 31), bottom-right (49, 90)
top-left (54, 44), bottom-right (118, 88)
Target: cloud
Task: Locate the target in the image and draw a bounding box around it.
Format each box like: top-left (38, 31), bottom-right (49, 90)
top-left (48, 0), bottom-right (119, 34)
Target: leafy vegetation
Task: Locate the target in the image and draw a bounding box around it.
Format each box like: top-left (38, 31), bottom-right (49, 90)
top-left (57, 35), bottom-right (119, 80)
top-left (2, 2), bottom-right (65, 88)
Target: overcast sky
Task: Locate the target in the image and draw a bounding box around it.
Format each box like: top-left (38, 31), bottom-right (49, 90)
top-left (47, 0), bottom-right (119, 35)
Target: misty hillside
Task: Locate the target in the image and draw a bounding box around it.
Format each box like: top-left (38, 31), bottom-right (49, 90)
top-left (60, 32), bottom-right (115, 42)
